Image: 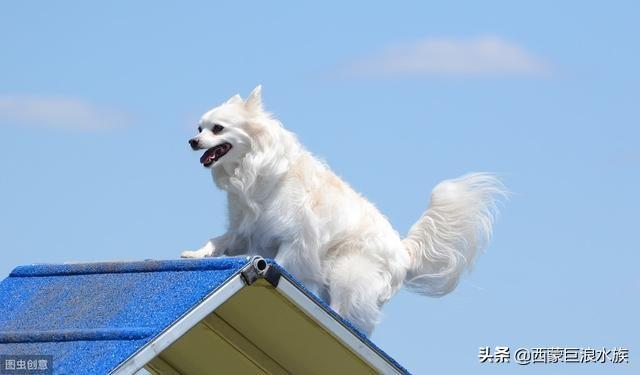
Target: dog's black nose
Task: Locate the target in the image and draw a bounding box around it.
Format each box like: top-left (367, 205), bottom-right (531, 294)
top-left (188, 138), bottom-right (199, 150)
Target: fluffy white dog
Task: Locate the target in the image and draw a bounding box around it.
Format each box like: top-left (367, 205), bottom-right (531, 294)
top-left (182, 86), bottom-right (505, 335)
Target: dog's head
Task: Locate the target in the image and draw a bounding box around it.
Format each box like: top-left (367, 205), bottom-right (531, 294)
top-left (188, 85), bottom-right (267, 169)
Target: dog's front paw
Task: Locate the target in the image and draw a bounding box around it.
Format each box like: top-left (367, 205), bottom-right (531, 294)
top-left (181, 249), bottom-right (212, 258)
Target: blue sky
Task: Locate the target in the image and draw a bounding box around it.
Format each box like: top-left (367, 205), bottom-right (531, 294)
top-left (1, 1), bottom-right (638, 373)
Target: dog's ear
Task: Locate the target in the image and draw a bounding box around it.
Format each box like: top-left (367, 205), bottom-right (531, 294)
top-left (226, 94), bottom-right (242, 105)
top-left (245, 85), bottom-right (263, 113)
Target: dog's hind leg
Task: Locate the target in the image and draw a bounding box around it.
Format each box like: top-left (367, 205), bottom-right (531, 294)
top-left (326, 253), bottom-right (389, 336)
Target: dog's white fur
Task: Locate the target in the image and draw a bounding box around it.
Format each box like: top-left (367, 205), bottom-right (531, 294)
top-left (182, 86), bottom-right (506, 335)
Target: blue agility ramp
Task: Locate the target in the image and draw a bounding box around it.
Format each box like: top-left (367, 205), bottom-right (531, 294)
top-left (0, 257), bottom-right (409, 374)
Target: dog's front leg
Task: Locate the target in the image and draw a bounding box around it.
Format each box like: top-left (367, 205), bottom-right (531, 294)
top-left (181, 233), bottom-right (233, 258)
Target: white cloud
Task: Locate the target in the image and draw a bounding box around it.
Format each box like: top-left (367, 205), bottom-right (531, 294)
top-left (0, 95), bottom-right (132, 130)
top-left (343, 36), bottom-right (551, 77)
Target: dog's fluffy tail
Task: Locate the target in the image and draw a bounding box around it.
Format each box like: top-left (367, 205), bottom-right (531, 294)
top-left (402, 173), bottom-right (506, 296)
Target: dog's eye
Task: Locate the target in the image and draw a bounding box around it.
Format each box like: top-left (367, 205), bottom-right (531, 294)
top-left (212, 124), bottom-right (224, 134)
top-left (198, 126), bottom-right (202, 133)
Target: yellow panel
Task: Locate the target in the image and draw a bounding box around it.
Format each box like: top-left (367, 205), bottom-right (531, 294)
top-left (149, 322), bottom-right (267, 375)
top-left (147, 279), bottom-right (376, 375)
top-left (201, 314), bottom-right (289, 375)
top-left (215, 280), bottom-right (376, 375)
top-left (145, 355), bottom-right (180, 375)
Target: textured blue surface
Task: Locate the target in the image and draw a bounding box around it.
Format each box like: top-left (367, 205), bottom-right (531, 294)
top-left (9, 258), bottom-right (245, 277)
top-left (0, 257), bottom-right (248, 374)
top-left (0, 257), bottom-right (410, 374)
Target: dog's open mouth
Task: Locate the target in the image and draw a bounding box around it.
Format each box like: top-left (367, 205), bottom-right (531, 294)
top-left (200, 143), bottom-right (232, 167)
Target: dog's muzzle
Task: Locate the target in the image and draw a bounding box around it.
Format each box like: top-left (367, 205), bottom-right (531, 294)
top-left (199, 143), bottom-right (233, 167)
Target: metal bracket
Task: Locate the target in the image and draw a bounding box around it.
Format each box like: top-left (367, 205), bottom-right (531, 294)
top-left (264, 266), bottom-right (281, 287)
top-left (240, 256), bottom-right (281, 287)
top-left (240, 256), bottom-right (268, 285)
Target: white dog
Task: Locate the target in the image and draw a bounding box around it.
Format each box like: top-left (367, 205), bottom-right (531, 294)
top-left (182, 86), bottom-right (505, 335)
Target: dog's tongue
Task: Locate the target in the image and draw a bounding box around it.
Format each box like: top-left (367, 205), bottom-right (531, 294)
top-left (200, 148), bottom-right (216, 164)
